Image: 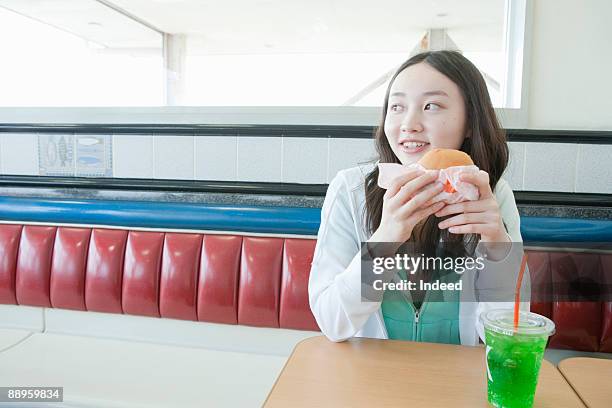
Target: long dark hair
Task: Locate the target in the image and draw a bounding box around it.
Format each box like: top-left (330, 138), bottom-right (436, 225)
top-left (364, 50), bottom-right (508, 255)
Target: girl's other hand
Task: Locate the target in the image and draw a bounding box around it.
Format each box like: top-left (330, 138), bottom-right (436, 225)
top-left (370, 169), bottom-right (445, 244)
top-left (435, 170), bottom-right (509, 243)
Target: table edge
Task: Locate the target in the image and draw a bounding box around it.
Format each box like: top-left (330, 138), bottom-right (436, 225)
top-left (262, 335), bottom-right (327, 406)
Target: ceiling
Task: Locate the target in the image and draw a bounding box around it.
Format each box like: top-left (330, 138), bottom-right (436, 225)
top-left (0, 0), bottom-right (161, 49)
top-left (0, 0), bottom-right (505, 54)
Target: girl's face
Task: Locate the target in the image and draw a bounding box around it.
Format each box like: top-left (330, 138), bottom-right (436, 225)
top-left (384, 62), bottom-right (467, 165)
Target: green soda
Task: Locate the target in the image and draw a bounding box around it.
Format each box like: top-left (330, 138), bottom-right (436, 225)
top-left (480, 310), bottom-right (555, 408)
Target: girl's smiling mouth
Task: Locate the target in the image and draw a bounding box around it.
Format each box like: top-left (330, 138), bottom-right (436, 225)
top-left (398, 139), bottom-right (430, 154)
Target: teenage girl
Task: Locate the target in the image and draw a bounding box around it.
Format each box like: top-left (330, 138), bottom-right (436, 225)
top-left (308, 50), bottom-right (529, 345)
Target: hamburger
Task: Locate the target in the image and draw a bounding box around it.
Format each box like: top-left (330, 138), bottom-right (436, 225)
top-left (418, 149), bottom-right (474, 194)
top-left (418, 148), bottom-right (474, 169)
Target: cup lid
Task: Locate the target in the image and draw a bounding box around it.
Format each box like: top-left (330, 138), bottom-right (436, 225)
top-left (479, 309), bottom-right (555, 337)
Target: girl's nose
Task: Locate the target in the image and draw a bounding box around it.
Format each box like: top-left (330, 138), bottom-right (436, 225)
top-left (400, 115), bottom-right (423, 133)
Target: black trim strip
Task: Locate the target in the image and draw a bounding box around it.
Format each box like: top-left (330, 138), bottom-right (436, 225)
top-left (0, 175), bottom-right (611, 207)
top-left (505, 129), bottom-right (612, 144)
top-left (514, 191), bottom-right (612, 207)
top-left (1, 124), bottom-right (611, 144)
top-left (0, 175), bottom-right (328, 196)
top-left (0, 123), bottom-right (375, 138)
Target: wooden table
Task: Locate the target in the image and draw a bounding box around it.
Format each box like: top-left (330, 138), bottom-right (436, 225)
top-left (265, 336), bottom-right (585, 407)
top-left (558, 357), bottom-right (612, 408)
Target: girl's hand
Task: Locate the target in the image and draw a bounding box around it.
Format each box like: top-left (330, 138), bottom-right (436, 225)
top-left (370, 168), bottom-right (446, 245)
top-left (434, 170), bottom-right (510, 243)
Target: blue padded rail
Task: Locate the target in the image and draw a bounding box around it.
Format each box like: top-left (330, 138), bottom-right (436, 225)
top-left (0, 196), bottom-right (321, 236)
top-left (520, 216), bottom-right (612, 243)
top-left (0, 196), bottom-right (611, 242)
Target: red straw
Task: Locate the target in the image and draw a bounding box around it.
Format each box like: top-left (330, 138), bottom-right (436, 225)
top-left (514, 253), bottom-right (529, 330)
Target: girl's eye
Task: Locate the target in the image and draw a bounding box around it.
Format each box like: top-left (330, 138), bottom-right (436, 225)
top-left (424, 103), bottom-right (440, 111)
top-left (390, 104), bottom-right (403, 112)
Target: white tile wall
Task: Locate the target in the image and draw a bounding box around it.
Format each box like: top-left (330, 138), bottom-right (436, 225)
top-left (575, 144), bottom-right (612, 194)
top-left (503, 142), bottom-right (526, 190)
top-left (328, 138), bottom-right (377, 182)
top-left (524, 143), bottom-right (577, 192)
top-left (237, 137), bottom-right (282, 182)
top-left (282, 137), bottom-right (327, 183)
top-left (195, 136), bottom-right (237, 181)
top-left (0, 133), bottom-right (38, 175)
top-left (154, 136), bottom-right (195, 180)
top-left (113, 135), bottom-right (154, 178)
top-left (1, 130), bottom-right (610, 195)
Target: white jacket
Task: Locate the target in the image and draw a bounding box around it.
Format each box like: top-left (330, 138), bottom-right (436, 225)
top-left (308, 163), bottom-right (530, 345)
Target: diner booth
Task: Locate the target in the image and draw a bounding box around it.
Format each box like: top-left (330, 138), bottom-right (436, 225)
top-left (0, 124), bottom-right (611, 407)
top-left (1, 0), bottom-right (612, 407)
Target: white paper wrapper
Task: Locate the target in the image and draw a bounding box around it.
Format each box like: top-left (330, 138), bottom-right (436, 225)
top-left (377, 162), bottom-right (480, 204)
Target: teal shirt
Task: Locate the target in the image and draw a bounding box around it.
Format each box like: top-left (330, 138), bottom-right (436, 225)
top-left (381, 265), bottom-right (461, 344)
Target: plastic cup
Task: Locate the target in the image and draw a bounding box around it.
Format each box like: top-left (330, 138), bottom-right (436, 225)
top-left (479, 309), bottom-right (555, 408)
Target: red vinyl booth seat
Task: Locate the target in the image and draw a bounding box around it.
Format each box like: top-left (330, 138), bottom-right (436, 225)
top-left (0, 224), bottom-right (318, 332)
top-left (1, 224), bottom-right (611, 352)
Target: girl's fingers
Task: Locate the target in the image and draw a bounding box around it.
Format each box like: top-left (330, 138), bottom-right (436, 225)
top-left (384, 168), bottom-right (425, 199)
top-left (447, 223), bottom-right (497, 235)
top-left (396, 182), bottom-right (444, 218)
top-left (435, 199), bottom-right (492, 217)
top-left (392, 170), bottom-right (440, 206)
top-left (409, 201), bottom-right (446, 224)
top-left (438, 212), bottom-right (496, 230)
top-left (421, 195), bottom-right (445, 208)
top-left (459, 170), bottom-right (494, 199)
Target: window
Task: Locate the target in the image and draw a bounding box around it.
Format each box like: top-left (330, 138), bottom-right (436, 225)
top-left (0, 0), bottom-right (163, 106)
top-left (0, 0), bottom-right (529, 123)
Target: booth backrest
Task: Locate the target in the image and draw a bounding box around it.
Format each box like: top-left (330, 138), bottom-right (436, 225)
top-left (527, 250), bottom-right (612, 352)
top-left (0, 224), bottom-right (318, 331)
top-left (1, 223), bottom-right (611, 352)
